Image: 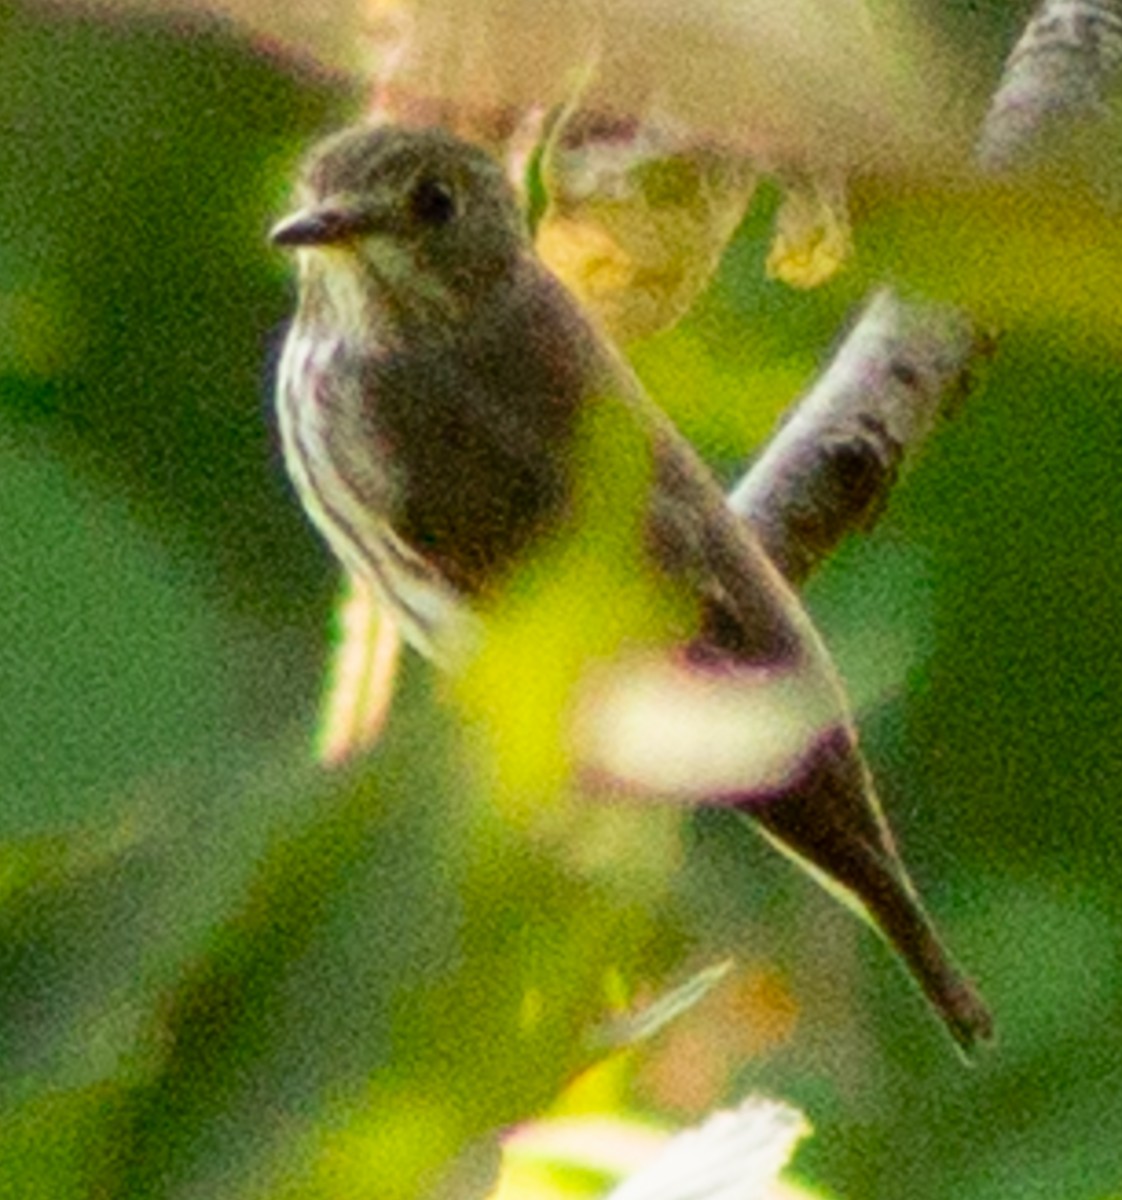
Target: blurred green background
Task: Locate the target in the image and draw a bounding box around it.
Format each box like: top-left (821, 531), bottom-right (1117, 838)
top-left (2, 2), bottom-right (1121, 1198)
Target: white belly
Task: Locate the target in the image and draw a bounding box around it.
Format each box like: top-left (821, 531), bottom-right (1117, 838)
top-left (276, 327), bottom-right (475, 663)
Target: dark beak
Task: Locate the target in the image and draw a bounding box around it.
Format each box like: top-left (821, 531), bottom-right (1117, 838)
top-left (269, 206), bottom-right (374, 248)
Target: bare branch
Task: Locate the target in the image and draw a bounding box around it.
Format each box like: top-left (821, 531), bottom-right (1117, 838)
top-left (729, 292), bottom-right (987, 586)
top-left (731, 0), bottom-right (1122, 589)
top-left (978, 0), bottom-right (1122, 172)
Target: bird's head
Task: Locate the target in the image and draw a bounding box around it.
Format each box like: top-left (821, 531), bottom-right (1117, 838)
top-left (271, 124), bottom-right (529, 327)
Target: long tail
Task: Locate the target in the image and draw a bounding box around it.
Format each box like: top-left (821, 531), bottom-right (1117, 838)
top-left (738, 726), bottom-right (994, 1058)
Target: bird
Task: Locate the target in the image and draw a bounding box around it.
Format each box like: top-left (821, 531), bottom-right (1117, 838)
top-left (270, 121), bottom-right (993, 1056)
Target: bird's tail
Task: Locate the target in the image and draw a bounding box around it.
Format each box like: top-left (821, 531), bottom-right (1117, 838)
top-left (739, 726), bottom-right (994, 1058)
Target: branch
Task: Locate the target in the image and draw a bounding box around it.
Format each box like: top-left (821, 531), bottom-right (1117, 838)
top-left (728, 0), bottom-right (1122, 589)
top-left (978, 0), bottom-right (1122, 172)
top-left (728, 290), bottom-right (986, 586)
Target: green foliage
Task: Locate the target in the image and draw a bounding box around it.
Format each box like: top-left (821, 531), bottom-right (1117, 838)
top-left (3, 4), bottom-right (1122, 1200)
top-left (455, 400), bottom-right (696, 809)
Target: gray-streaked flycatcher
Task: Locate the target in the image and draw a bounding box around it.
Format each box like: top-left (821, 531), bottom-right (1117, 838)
top-left (271, 123), bottom-right (993, 1056)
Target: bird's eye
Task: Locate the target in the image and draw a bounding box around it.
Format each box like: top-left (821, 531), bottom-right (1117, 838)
top-left (408, 177), bottom-right (457, 226)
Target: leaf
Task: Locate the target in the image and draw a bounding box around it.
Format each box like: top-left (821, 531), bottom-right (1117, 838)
top-left (537, 119), bottom-right (757, 342)
top-left (453, 401), bottom-right (695, 817)
top-left (766, 171), bottom-right (852, 290)
top-left (853, 163), bottom-right (1122, 343)
top-left (0, 705), bottom-right (667, 1198)
top-left (594, 960), bottom-right (734, 1052)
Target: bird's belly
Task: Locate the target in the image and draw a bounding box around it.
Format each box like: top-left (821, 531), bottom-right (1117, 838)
top-left (276, 329), bottom-right (475, 661)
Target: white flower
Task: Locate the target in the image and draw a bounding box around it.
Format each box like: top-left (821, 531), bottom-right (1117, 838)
top-left (605, 1099), bottom-right (811, 1200)
top-left (499, 1098), bottom-right (811, 1200)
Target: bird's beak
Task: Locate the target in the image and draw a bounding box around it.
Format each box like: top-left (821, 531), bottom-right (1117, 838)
top-left (269, 205), bottom-right (375, 248)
